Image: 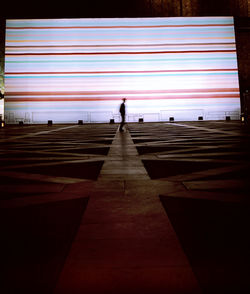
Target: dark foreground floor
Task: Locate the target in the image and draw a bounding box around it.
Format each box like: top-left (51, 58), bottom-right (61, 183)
top-left (0, 121), bottom-right (250, 294)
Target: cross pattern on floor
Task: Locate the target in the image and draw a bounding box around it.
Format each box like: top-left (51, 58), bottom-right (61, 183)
top-left (1, 121), bottom-right (250, 294)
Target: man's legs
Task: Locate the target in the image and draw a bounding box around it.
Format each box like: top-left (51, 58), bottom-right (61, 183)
top-left (119, 115), bottom-right (125, 131)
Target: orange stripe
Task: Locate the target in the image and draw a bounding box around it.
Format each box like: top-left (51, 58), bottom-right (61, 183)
top-left (5, 94), bottom-right (240, 102)
top-left (5, 89), bottom-right (240, 96)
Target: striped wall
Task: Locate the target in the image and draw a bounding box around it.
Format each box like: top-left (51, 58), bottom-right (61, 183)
top-left (4, 17), bottom-right (240, 123)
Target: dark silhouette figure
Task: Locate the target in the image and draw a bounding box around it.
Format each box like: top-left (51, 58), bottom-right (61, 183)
top-left (119, 98), bottom-right (126, 132)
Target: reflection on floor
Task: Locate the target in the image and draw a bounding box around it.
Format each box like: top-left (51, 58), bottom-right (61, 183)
top-left (0, 121), bottom-right (249, 294)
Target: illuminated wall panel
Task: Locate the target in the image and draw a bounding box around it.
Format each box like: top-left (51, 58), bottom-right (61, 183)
top-left (4, 17), bottom-right (240, 123)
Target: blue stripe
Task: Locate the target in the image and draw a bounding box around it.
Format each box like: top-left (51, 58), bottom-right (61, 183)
top-left (5, 72), bottom-right (238, 79)
top-left (5, 57), bottom-right (236, 63)
top-left (6, 17), bottom-right (234, 28)
top-left (6, 33), bottom-right (235, 41)
top-left (6, 27), bottom-right (235, 35)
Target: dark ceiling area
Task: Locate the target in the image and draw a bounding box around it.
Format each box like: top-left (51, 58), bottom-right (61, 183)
top-left (1, 0), bottom-right (248, 19)
top-left (2, 0), bottom-right (144, 19)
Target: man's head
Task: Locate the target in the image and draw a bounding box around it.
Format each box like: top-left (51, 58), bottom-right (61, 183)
top-left (123, 98), bottom-right (126, 103)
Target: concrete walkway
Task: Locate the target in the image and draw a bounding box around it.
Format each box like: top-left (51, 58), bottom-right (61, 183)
top-left (54, 128), bottom-right (201, 294)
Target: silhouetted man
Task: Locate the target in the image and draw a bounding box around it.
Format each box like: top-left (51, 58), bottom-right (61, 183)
top-left (119, 98), bottom-right (126, 132)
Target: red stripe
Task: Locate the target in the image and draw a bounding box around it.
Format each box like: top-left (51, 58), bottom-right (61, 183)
top-left (5, 69), bottom-right (238, 75)
top-left (5, 94), bottom-right (240, 102)
top-left (5, 89), bottom-right (240, 96)
top-left (5, 50), bottom-right (236, 56)
top-left (6, 24), bottom-right (234, 30)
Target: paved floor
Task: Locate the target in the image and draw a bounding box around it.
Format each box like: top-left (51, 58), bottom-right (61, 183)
top-left (0, 121), bottom-right (250, 294)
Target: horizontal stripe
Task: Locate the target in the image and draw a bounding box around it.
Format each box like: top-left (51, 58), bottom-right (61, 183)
top-left (5, 94), bottom-right (240, 102)
top-left (5, 50), bottom-right (236, 56)
top-left (6, 25), bottom-right (234, 30)
top-left (5, 69), bottom-right (238, 75)
top-left (6, 32), bottom-right (235, 39)
top-left (5, 72), bottom-right (238, 79)
top-left (6, 24), bottom-right (234, 30)
top-left (6, 34), bottom-right (235, 42)
top-left (6, 17), bottom-right (234, 27)
top-left (6, 30), bottom-right (235, 36)
top-left (5, 57), bottom-right (236, 63)
top-left (5, 89), bottom-right (240, 96)
top-left (5, 48), bottom-right (236, 54)
top-left (5, 43), bottom-right (236, 49)
top-left (6, 35), bottom-right (235, 40)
